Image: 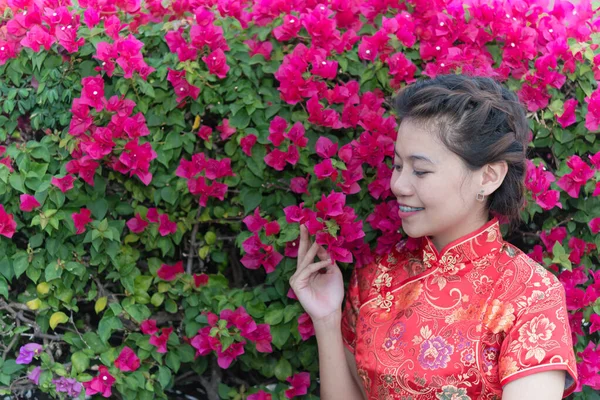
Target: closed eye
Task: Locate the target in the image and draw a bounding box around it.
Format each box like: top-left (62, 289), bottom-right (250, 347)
top-left (413, 171), bottom-right (430, 176)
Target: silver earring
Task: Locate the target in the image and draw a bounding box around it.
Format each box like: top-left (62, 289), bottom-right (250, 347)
top-left (476, 190), bottom-right (485, 202)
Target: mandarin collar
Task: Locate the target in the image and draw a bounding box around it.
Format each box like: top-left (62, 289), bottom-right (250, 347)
top-left (420, 218), bottom-right (504, 273)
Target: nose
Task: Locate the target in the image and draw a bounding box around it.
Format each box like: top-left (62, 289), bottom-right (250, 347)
top-left (390, 169), bottom-right (414, 198)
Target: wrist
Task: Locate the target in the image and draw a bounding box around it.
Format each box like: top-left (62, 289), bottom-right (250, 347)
top-left (312, 310), bottom-right (342, 332)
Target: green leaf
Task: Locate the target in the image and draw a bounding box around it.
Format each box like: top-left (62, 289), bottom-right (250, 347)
top-left (12, 252), bottom-right (28, 279)
top-left (264, 305), bottom-right (284, 325)
top-left (161, 186), bottom-right (177, 205)
top-left (274, 358), bottom-right (292, 381)
top-left (98, 315), bottom-right (123, 342)
top-left (158, 365), bottom-right (171, 388)
top-left (89, 198), bottom-right (109, 220)
top-left (165, 351), bottom-right (181, 373)
top-left (71, 351), bottom-right (90, 374)
top-left (124, 303), bottom-right (151, 323)
top-left (241, 188), bottom-right (262, 214)
top-left (9, 173), bottom-right (25, 193)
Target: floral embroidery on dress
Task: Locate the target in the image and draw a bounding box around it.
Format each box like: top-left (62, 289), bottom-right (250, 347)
top-left (416, 326), bottom-right (454, 370)
top-left (482, 299), bottom-right (516, 334)
top-left (435, 385), bottom-right (470, 400)
top-left (517, 315), bottom-right (557, 362)
top-left (373, 292), bottom-right (394, 312)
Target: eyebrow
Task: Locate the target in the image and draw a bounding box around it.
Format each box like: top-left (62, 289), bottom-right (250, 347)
top-left (394, 149), bottom-right (436, 164)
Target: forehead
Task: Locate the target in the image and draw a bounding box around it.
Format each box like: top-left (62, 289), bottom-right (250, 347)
top-left (394, 119), bottom-right (447, 158)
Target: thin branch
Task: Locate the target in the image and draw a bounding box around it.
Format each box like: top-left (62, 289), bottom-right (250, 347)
top-left (187, 206), bottom-right (204, 274)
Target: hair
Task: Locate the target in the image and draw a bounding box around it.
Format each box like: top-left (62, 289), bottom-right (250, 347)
top-left (392, 74), bottom-right (529, 228)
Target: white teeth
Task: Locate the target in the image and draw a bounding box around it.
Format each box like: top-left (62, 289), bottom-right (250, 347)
top-left (399, 205), bottom-right (424, 212)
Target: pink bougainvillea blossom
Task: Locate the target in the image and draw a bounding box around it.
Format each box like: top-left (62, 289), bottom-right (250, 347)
top-left (285, 372), bottom-right (310, 399)
top-left (72, 208), bottom-right (93, 234)
top-left (51, 175), bottom-right (75, 193)
top-left (83, 365), bottom-right (115, 398)
top-left (19, 194), bottom-right (40, 212)
top-left (114, 346), bottom-right (140, 372)
top-left (157, 261), bottom-right (184, 281)
top-left (149, 327), bottom-right (173, 353)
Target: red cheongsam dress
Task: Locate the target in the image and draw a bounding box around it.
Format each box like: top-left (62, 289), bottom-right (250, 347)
top-left (341, 218), bottom-right (578, 399)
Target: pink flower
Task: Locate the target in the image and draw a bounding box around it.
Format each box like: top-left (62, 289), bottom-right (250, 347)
top-left (290, 177), bottom-right (309, 194)
top-left (240, 134), bottom-right (258, 156)
top-left (157, 261), bottom-right (184, 281)
top-left (140, 319), bottom-right (158, 335)
top-left (158, 214), bottom-right (177, 236)
top-left (193, 273), bottom-right (209, 287)
top-left (585, 88), bottom-right (600, 131)
top-left (264, 148), bottom-right (288, 171)
top-left (297, 313), bottom-right (315, 340)
top-left (167, 68), bottom-right (200, 103)
top-left (247, 390), bottom-right (272, 400)
top-left (19, 194), bottom-right (40, 212)
top-left (202, 49), bottom-right (229, 79)
top-left (244, 39), bottom-right (272, 60)
top-left (315, 136), bottom-right (338, 159)
top-left (265, 221), bottom-right (280, 236)
top-left (72, 208), bottom-right (92, 234)
top-left (146, 208), bottom-right (159, 223)
top-left (540, 226), bottom-right (567, 252)
top-left (83, 365), bottom-right (115, 398)
top-left (20, 25), bottom-right (55, 52)
top-left (28, 366), bottom-right (41, 385)
top-left (217, 119), bottom-right (236, 140)
top-left (216, 341), bottom-right (245, 369)
top-left (198, 125), bottom-right (213, 141)
top-left (83, 8), bottom-right (100, 29)
top-left (0, 205), bottom-right (17, 239)
top-left (51, 175), bottom-right (75, 193)
top-left (556, 98), bottom-right (578, 128)
top-left (590, 314), bottom-right (600, 334)
top-left (221, 306), bottom-right (257, 337)
top-left (556, 155), bottom-right (595, 198)
top-left (273, 14), bottom-right (301, 41)
top-left (590, 218), bottom-right (600, 234)
top-left (149, 327), bottom-right (173, 353)
top-left (268, 116), bottom-right (288, 146)
top-left (126, 213), bottom-right (148, 233)
top-left (314, 158), bottom-right (338, 181)
top-left (114, 346), bottom-right (140, 372)
top-left (243, 208), bottom-right (267, 232)
top-left (79, 75), bottom-right (105, 112)
top-left (245, 324), bottom-right (272, 353)
top-left (285, 372), bottom-right (310, 399)
top-left (285, 122), bottom-right (308, 148)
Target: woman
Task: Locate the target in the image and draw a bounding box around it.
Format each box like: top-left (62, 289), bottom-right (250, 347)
top-left (289, 75), bottom-right (578, 399)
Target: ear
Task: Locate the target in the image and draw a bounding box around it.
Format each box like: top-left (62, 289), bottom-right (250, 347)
top-left (479, 161), bottom-right (508, 195)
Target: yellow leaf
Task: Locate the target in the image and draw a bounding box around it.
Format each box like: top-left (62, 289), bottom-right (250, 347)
top-left (95, 297), bottom-right (108, 314)
top-left (26, 299), bottom-right (41, 310)
top-left (192, 115), bottom-right (201, 130)
top-left (36, 282), bottom-right (50, 295)
top-left (49, 312), bottom-right (69, 330)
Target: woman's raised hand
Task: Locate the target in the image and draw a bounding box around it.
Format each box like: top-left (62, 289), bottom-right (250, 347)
top-left (289, 225), bottom-right (345, 323)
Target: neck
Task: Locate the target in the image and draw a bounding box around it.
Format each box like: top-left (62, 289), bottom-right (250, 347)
top-left (430, 213), bottom-right (491, 252)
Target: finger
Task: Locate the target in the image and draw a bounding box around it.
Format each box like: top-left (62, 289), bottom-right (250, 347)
top-left (316, 244), bottom-right (329, 261)
top-left (300, 241), bottom-right (320, 270)
top-left (292, 259), bottom-right (334, 284)
top-left (297, 224), bottom-right (310, 262)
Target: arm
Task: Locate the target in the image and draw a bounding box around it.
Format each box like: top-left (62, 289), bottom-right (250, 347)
top-left (314, 311), bottom-right (366, 400)
top-left (502, 370), bottom-right (566, 400)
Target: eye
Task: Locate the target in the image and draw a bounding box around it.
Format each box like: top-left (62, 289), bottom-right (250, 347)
top-left (413, 170), bottom-right (430, 177)
top-left (393, 164), bottom-right (402, 171)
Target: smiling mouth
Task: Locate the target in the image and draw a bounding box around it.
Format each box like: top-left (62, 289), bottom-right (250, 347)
top-left (398, 205), bottom-right (425, 212)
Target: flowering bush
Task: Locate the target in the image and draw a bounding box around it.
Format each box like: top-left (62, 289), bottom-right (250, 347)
top-left (0, 0), bottom-right (599, 398)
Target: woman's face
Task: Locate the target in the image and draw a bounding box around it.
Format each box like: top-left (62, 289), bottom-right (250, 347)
top-left (390, 119), bottom-right (488, 251)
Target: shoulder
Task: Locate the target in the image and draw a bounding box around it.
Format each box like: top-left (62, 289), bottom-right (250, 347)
top-left (496, 244), bottom-right (565, 315)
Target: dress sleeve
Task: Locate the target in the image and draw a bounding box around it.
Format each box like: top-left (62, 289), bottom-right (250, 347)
top-left (341, 267), bottom-right (361, 354)
top-left (498, 266), bottom-right (578, 398)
